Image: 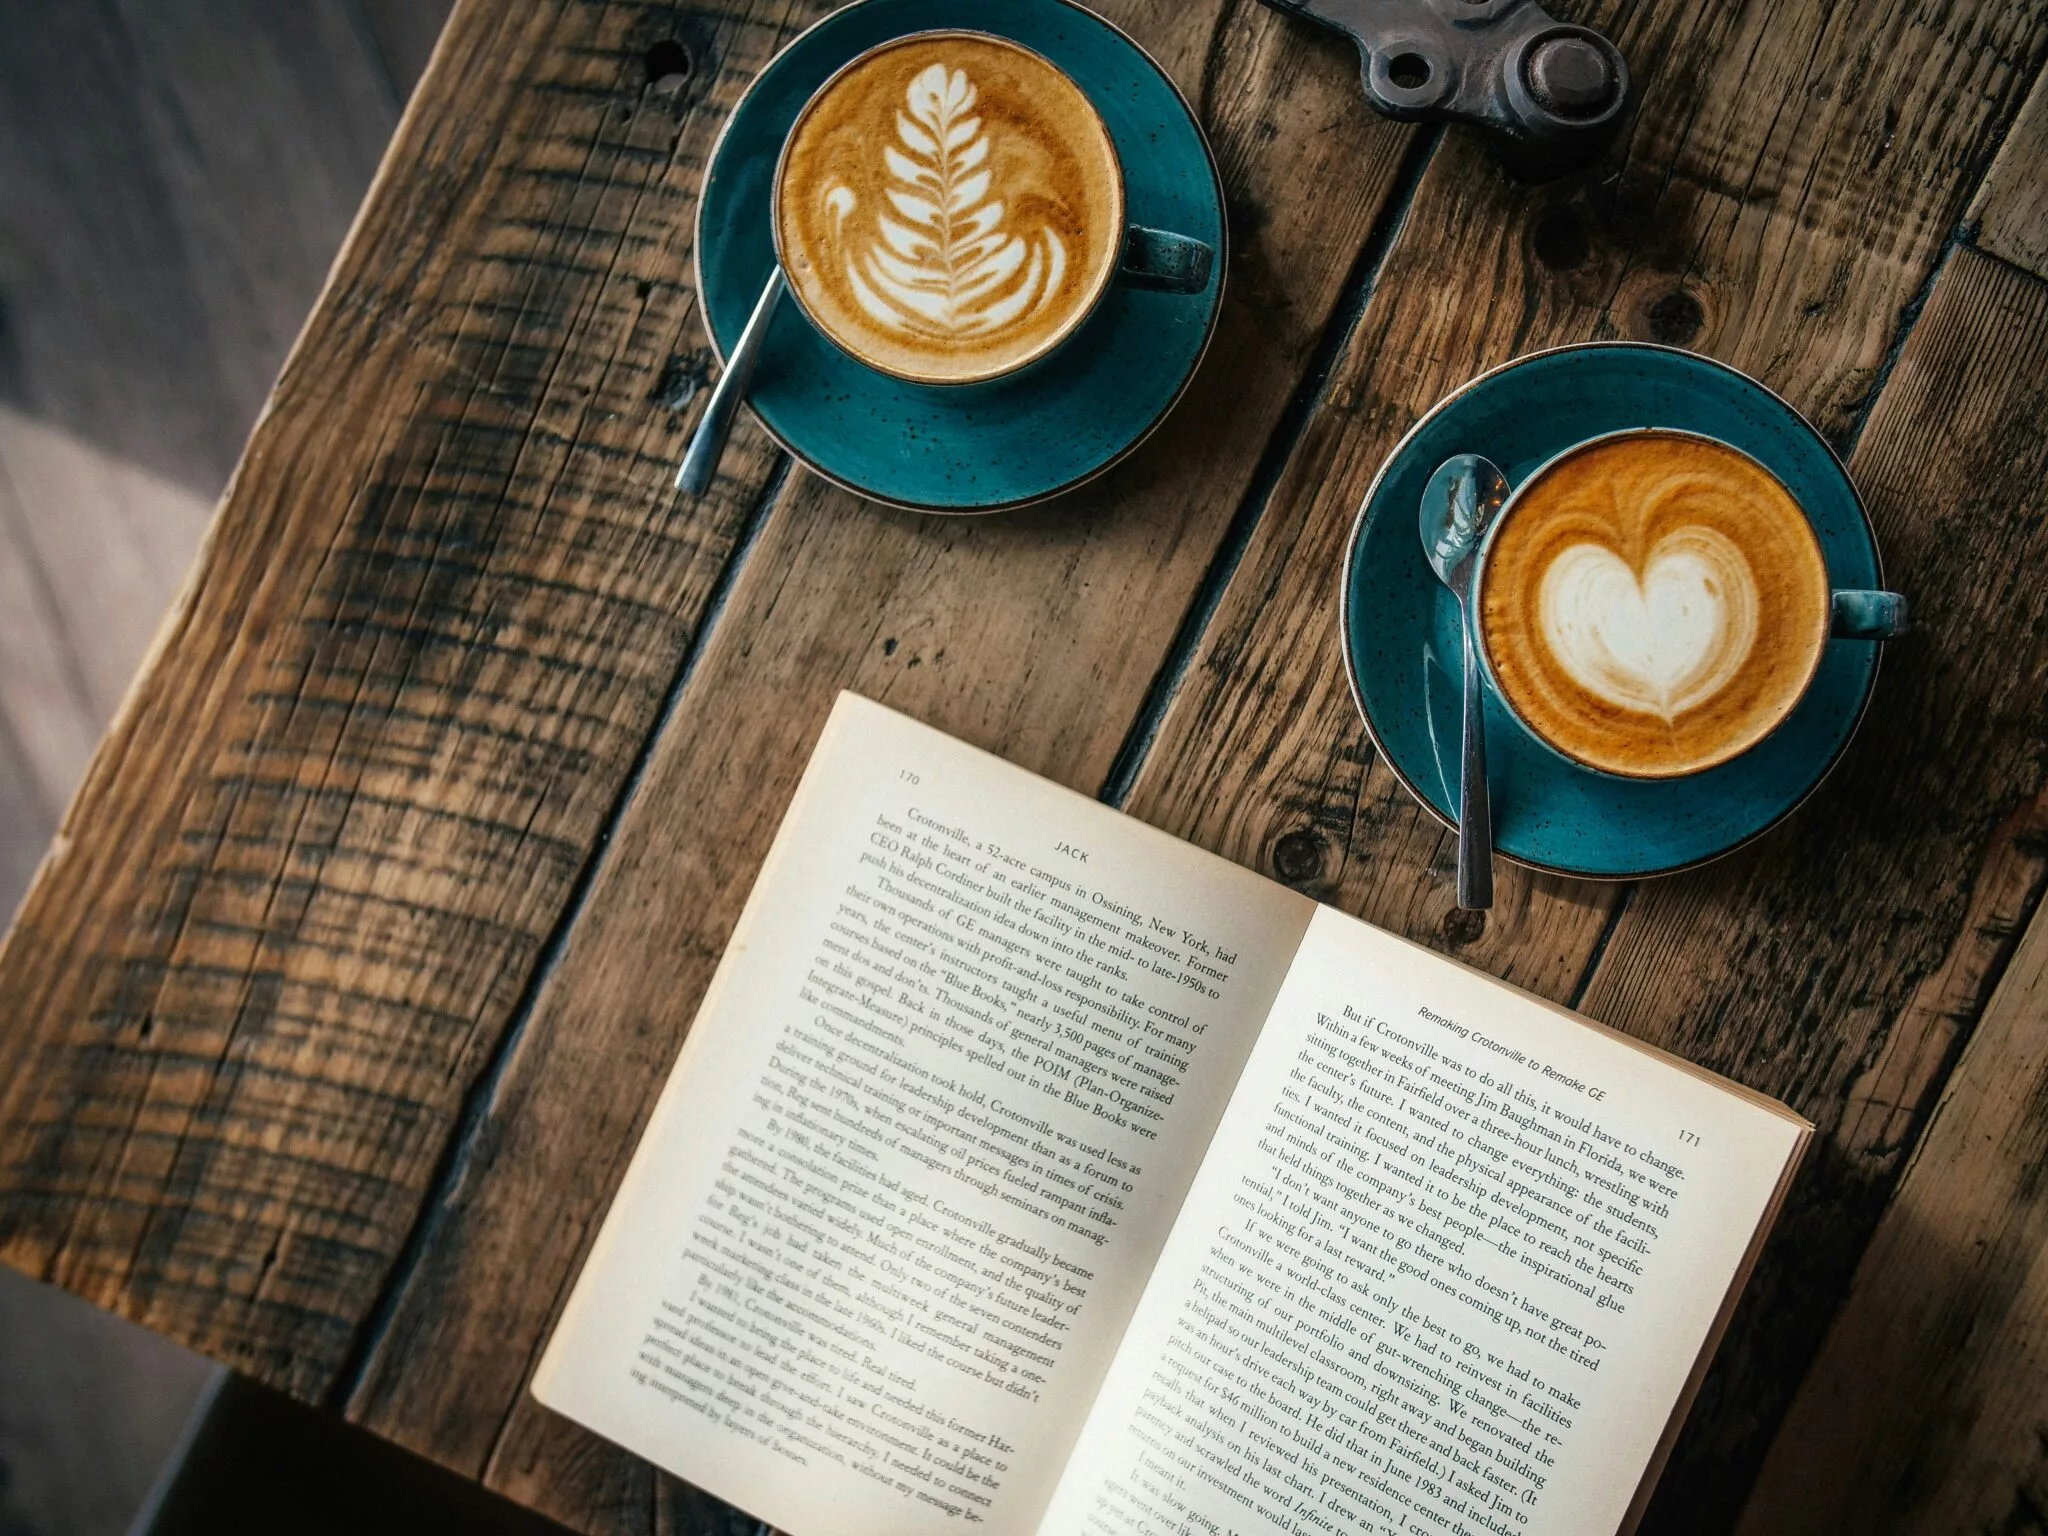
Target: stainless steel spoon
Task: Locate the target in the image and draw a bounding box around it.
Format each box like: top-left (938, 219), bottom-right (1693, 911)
top-left (1420, 453), bottom-right (1511, 910)
top-left (676, 268), bottom-right (786, 496)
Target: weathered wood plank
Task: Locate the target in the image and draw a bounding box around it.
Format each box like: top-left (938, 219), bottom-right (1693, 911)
top-left (1733, 511), bottom-right (2048, 1527)
top-left (1732, 150), bottom-right (2048, 1528)
top-left (337, 5), bottom-right (1424, 1528)
top-left (0, 0), bottom-right (445, 936)
top-left (3, 6), bottom-right (2041, 1536)
top-left (0, 0), bottom-right (423, 929)
top-left (0, 0), bottom-right (809, 1394)
top-left (1557, 245), bottom-right (2048, 1536)
top-left (1970, 64), bottom-right (2048, 281)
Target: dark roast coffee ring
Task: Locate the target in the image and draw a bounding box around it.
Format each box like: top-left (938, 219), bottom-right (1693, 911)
top-left (1254, 0), bottom-right (1631, 181)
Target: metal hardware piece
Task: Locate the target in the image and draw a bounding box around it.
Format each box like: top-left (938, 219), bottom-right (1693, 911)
top-left (1256, 0), bottom-right (1630, 179)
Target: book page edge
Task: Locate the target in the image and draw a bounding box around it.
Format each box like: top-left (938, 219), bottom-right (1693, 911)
top-left (1613, 1121), bottom-right (1814, 1536)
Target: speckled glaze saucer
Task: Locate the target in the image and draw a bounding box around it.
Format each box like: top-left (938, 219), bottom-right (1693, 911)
top-left (1341, 344), bottom-right (1886, 879)
top-left (693, 0), bottom-right (1227, 514)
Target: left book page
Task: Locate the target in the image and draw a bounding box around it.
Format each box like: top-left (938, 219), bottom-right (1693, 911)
top-left (532, 693), bottom-right (1316, 1536)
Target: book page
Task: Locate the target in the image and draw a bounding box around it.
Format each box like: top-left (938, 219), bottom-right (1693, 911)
top-left (532, 694), bottom-right (1314, 1536)
top-left (1038, 905), bottom-right (1808, 1536)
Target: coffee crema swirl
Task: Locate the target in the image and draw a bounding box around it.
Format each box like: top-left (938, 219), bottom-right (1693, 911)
top-left (775, 32), bottom-right (1123, 384)
top-left (1479, 433), bottom-right (1831, 778)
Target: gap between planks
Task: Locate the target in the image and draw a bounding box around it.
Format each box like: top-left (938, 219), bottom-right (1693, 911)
top-left (1100, 124), bottom-right (1443, 811)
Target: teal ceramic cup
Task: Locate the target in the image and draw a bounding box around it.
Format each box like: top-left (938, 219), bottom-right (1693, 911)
top-left (694, 0), bottom-right (1228, 513)
top-left (769, 27), bottom-right (1216, 388)
top-left (1469, 426), bottom-right (1908, 782)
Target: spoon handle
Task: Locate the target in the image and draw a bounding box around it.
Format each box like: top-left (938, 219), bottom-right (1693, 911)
top-left (677, 268), bottom-right (786, 496)
top-left (1457, 610), bottom-right (1494, 910)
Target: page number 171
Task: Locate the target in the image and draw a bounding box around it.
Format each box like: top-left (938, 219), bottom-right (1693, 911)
top-left (1677, 1129), bottom-right (1702, 1147)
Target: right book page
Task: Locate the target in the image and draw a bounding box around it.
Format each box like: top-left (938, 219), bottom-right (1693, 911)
top-left (1037, 904), bottom-right (1810, 1536)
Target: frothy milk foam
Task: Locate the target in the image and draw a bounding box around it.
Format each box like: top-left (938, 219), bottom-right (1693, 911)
top-left (775, 32), bottom-right (1124, 384)
top-left (1479, 433), bottom-right (1831, 778)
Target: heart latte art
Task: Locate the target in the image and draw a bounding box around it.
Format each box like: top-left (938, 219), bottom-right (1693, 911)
top-left (1539, 527), bottom-right (1760, 721)
top-left (1480, 434), bottom-right (1832, 778)
top-left (776, 34), bottom-right (1123, 384)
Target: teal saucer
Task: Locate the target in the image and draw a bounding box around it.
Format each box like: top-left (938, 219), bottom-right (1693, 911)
top-left (1341, 344), bottom-right (1885, 879)
top-left (694, 0), bottom-right (1226, 513)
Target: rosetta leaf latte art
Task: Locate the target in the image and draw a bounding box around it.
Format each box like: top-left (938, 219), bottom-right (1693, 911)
top-left (829, 62), bottom-right (1070, 340)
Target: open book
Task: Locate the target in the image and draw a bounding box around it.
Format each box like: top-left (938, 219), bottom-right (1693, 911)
top-left (533, 693), bottom-right (1809, 1536)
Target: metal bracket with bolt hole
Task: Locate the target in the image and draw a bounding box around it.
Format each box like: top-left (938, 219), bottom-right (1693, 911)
top-left (1255, 0), bottom-right (1630, 180)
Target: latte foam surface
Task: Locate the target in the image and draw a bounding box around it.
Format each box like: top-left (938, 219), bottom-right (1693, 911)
top-left (1479, 433), bottom-right (1831, 778)
top-left (776, 32), bottom-right (1123, 384)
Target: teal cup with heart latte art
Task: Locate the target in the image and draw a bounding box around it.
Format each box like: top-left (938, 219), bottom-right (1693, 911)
top-left (1473, 428), bottom-right (1907, 780)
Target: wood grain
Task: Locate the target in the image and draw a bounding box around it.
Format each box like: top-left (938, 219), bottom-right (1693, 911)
top-left (1730, 131), bottom-right (2048, 1525)
top-left (2, 2), bottom-right (2046, 1535)
top-left (1107, 5), bottom-right (2048, 1532)
top-left (0, 0), bottom-right (435, 925)
top-left (338, 4), bottom-right (1424, 1527)
top-left (1734, 556), bottom-right (2048, 1530)
top-left (1124, 0), bottom-right (2048, 967)
top-left (0, 0), bottom-right (813, 1394)
top-left (0, 11), bottom-right (455, 1524)
top-left (1971, 66), bottom-right (2048, 282)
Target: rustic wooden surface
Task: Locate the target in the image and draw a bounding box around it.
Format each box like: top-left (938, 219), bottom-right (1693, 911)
top-left (1972, 63), bottom-right (2048, 281)
top-left (1732, 65), bottom-right (2048, 1536)
top-left (2, 1), bottom-right (2047, 1534)
top-left (0, 0), bottom-right (447, 925)
top-left (1737, 698), bottom-right (2048, 1534)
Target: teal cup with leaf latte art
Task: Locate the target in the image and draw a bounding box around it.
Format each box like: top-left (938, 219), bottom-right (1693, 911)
top-left (773, 29), bottom-right (1214, 386)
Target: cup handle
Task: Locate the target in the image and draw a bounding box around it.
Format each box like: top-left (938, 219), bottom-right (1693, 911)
top-left (1117, 226), bottom-right (1215, 294)
top-left (1832, 589), bottom-right (1909, 639)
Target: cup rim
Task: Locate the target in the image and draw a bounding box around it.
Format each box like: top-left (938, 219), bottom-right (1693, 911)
top-left (1470, 425), bottom-right (1836, 781)
top-left (768, 26), bottom-right (1128, 388)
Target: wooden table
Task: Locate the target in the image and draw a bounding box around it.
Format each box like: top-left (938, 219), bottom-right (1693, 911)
top-left (2, 2), bottom-right (2045, 1532)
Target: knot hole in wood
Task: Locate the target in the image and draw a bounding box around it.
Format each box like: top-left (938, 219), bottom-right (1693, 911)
top-left (1439, 906), bottom-right (1486, 947)
top-left (644, 38), bottom-right (695, 94)
top-left (1646, 287), bottom-right (1706, 346)
top-left (1271, 828), bottom-right (1328, 887)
